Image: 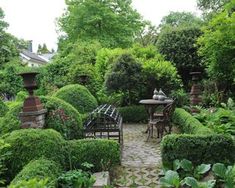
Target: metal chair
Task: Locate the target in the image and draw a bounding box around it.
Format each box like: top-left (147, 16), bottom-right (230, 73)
top-left (147, 100), bottom-right (175, 141)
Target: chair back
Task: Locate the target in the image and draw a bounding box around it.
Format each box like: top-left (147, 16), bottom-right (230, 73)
top-left (163, 100), bottom-right (176, 121)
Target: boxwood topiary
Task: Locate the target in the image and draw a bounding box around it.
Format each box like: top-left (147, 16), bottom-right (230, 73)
top-left (53, 84), bottom-right (98, 114)
top-left (1, 129), bottom-right (66, 180)
top-left (10, 158), bottom-right (62, 187)
top-left (67, 139), bottom-right (120, 172)
top-left (40, 96), bottom-right (83, 139)
top-left (0, 102), bottom-right (22, 136)
top-left (0, 96), bottom-right (83, 140)
top-left (0, 100), bottom-right (8, 117)
top-left (118, 105), bottom-right (148, 123)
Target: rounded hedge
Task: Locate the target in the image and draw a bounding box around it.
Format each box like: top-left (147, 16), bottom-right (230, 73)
top-left (0, 97), bottom-right (83, 140)
top-left (0, 102), bottom-right (22, 136)
top-left (40, 96), bottom-right (83, 140)
top-left (67, 139), bottom-right (120, 172)
top-left (0, 100), bottom-right (8, 117)
top-left (10, 158), bottom-right (62, 187)
top-left (53, 84), bottom-right (98, 114)
top-left (1, 129), bottom-right (66, 179)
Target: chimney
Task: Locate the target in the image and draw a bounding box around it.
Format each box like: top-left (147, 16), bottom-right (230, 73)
top-left (28, 40), bottom-right (33, 52)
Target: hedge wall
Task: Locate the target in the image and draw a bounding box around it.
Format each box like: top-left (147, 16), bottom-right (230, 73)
top-left (172, 108), bottom-right (213, 134)
top-left (161, 134), bottom-right (235, 168)
top-left (118, 105), bottom-right (148, 123)
top-left (67, 139), bottom-right (121, 172)
top-left (10, 158), bottom-right (62, 187)
top-left (161, 108), bottom-right (235, 167)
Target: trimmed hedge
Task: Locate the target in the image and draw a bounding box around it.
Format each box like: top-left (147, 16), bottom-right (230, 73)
top-left (0, 97), bottom-right (83, 140)
top-left (40, 96), bottom-right (83, 139)
top-left (172, 108), bottom-right (213, 134)
top-left (53, 84), bottom-right (98, 114)
top-left (161, 134), bottom-right (235, 168)
top-left (10, 158), bottom-right (62, 187)
top-left (0, 102), bottom-right (22, 136)
top-left (118, 105), bottom-right (148, 123)
top-left (1, 129), bottom-right (66, 179)
top-left (67, 139), bottom-right (121, 172)
top-left (161, 108), bottom-right (235, 167)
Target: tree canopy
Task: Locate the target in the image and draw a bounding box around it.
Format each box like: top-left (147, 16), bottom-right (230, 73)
top-left (58, 0), bottom-right (145, 49)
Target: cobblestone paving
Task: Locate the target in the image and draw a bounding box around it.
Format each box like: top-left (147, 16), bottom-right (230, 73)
top-left (112, 124), bottom-right (163, 188)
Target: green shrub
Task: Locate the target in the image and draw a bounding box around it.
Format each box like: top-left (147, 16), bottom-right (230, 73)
top-left (161, 134), bottom-right (235, 168)
top-left (53, 84), bottom-right (98, 114)
top-left (1, 129), bottom-right (66, 180)
top-left (172, 108), bottom-right (213, 134)
top-left (118, 105), bottom-right (148, 123)
top-left (0, 96), bottom-right (83, 140)
top-left (15, 91), bottom-right (28, 102)
top-left (67, 139), bottom-right (120, 172)
top-left (57, 169), bottom-right (95, 188)
top-left (10, 158), bottom-right (62, 187)
top-left (0, 100), bottom-right (8, 117)
top-left (142, 59), bottom-right (182, 95)
top-left (40, 96), bottom-right (83, 139)
top-left (0, 102), bottom-right (22, 136)
top-left (8, 178), bottom-right (49, 188)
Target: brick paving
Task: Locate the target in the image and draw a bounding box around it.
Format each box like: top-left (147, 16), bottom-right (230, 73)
top-left (112, 124), bottom-right (163, 187)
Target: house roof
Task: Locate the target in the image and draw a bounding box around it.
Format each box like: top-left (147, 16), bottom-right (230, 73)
top-left (20, 50), bottom-right (48, 64)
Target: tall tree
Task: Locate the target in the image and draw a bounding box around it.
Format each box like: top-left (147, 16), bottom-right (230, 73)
top-left (197, 0), bottom-right (235, 93)
top-left (58, 0), bottom-right (145, 49)
top-left (197, 0), bottom-right (230, 12)
top-left (37, 43), bottom-right (50, 54)
top-left (158, 11), bottom-right (203, 31)
top-left (0, 8), bottom-right (19, 68)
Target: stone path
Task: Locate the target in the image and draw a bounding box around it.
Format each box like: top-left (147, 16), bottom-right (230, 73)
top-left (112, 124), bottom-right (162, 187)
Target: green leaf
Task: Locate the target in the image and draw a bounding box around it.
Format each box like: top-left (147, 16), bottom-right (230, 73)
top-left (212, 163), bottom-right (227, 179)
top-left (195, 164), bottom-right (211, 175)
top-left (160, 170), bottom-right (180, 188)
top-left (181, 177), bottom-right (199, 188)
top-left (199, 180), bottom-right (216, 188)
top-left (173, 159), bottom-right (181, 171)
top-left (181, 159), bottom-right (193, 172)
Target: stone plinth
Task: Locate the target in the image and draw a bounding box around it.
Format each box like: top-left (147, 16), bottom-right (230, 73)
top-left (19, 109), bottom-right (47, 129)
top-left (93, 171), bottom-right (110, 188)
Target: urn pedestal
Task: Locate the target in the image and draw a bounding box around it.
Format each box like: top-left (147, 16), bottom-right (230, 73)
top-left (190, 72), bottom-right (202, 114)
top-left (19, 72), bottom-right (47, 129)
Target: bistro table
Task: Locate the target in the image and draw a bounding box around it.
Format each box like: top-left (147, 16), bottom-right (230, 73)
top-left (139, 99), bottom-right (173, 138)
top-left (139, 99), bottom-right (173, 121)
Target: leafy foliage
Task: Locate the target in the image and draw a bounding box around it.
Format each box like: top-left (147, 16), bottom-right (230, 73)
top-left (142, 59), bottom-right (182, 97)
top-left (57, 169), bottom-right (95, 188)
top-left (10, 158), bottom-right (62, 187)
top-left (197, 1), bottom-right (235, 92)
top-left (8, 178), bottom-right (49, 188)
top-left (40, 96), bottom-right (83, 140)
top-left (0, 99), bottom-right (8, 117)
top-left (118, 105), bottom-right (148, 123)
top-left (157, 26), bottom-right (203, 88)
top-left (53, 84), bottom-right (98, 114)
top-left (58, 0), bottom-right (145, 48)
top-left (105, 53), bottom-right (143, 105)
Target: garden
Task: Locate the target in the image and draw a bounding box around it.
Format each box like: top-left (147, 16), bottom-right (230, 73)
top-left (0, 0), bottom-right (235, 187)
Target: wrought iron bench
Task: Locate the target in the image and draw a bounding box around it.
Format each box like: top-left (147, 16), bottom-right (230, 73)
top-left (83, 104), bottom-right (123, 145)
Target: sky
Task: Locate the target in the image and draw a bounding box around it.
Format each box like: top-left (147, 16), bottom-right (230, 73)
top-left (0, 0), bottom-right (201, 52)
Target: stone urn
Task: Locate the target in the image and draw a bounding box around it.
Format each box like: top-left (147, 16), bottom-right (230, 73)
top-left (18, 72), bottom-right (47, 128)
